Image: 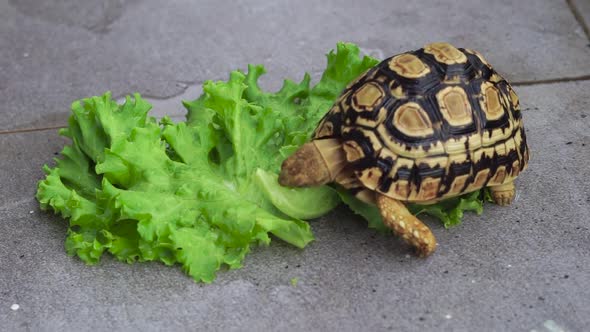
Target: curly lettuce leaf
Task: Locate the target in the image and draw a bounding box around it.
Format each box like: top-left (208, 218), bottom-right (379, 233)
top-left (408, 190), bottom-right (487, 228)
top-left (335, 187), bottom-right (388, 233)
top-left (254, 169), bottom-right (340, 220)
top-left (37, 43), bottom-right (376, 282)
top-left (335, 188), bottom-right (491, 232)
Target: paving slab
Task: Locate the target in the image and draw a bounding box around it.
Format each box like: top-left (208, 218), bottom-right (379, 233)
top-left (1, 80), bottom-right (589, 331)
top-left (1, 0), bottom-right (590, 131)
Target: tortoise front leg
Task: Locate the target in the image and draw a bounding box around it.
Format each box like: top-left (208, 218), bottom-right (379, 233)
top-left (489, 180), bottom-right (516, 206)
top-left (376, 194), bottom-right (437, 257)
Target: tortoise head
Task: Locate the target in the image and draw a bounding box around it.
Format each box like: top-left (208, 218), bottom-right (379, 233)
top-left (279, 142), bottom-right (331, 187)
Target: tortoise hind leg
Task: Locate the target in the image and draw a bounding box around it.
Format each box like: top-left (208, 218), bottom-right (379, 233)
top-left (376, 194), bottom-right (437, 257)
top-left (489, 180), bottom-right (515, 206)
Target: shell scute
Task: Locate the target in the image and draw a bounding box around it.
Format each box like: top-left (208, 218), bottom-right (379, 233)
top-left (388, 53), bottom-right (431, 78)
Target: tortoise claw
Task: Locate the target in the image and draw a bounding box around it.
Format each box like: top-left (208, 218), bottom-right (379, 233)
top-left (489, 182), bottom-right (516, 206)
top-left (494, 194), bottom-right (513, 206)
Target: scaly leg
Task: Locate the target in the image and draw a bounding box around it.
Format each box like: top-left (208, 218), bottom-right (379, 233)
top-left (376, 194), bottom-right (437, 257)
top-left (489, 181), bottom-right (516, 206)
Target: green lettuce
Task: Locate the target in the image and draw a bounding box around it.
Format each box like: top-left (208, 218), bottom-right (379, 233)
top-left (338, 188), bottom-right (493, 232)
top-left (37, 43), bottom-right (378, 282)
top-left (37, 42), bottom-right (490, 282)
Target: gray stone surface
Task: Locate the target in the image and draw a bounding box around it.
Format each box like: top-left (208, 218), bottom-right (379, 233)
top-left (1, 0), bottom-right (590, 131)
top-left (1, 81), bottom-right (589, 331)
top-left (0, 131), bottom-right (68, 204)
top-left (2, 0), bottom-right (590, 330)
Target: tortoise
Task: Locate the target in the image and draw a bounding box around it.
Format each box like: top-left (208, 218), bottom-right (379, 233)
top-left (279, 42), bottom-right (529, 257)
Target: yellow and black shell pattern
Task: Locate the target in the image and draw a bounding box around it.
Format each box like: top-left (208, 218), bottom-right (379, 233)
top-left (313, 42), bottom-right (529, 203)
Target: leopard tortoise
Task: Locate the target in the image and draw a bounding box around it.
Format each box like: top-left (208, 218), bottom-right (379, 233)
top-left (279, 42), bottom-right (529, 257)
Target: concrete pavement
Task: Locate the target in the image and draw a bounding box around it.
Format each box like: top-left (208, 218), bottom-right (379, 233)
top-left (1, 0), bottom-right (589, 331)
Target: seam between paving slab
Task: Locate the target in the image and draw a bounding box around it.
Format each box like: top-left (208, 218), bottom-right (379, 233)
top-left (0, 125), bottom-right (67, 135)
top-left (512, 74), bottom-right (590, 86)
top-left (2, 74), bottom-right (590, 137)
top-left (566, 0), bottom-right (590, 40)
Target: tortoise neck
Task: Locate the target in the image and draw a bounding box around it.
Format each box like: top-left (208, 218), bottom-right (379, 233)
top-left (313, 138), bottom-right (347, 181)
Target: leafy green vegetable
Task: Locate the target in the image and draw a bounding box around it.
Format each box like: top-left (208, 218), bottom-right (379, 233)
top-left (254, 169), bottom-right (340, 219)
top-left (36, 42), bottom-right (491, 282)
top-left (37, 43), bottom-right (378, 282)
top-left (337, 188), bottom-right (492, 231)
top-left (335, 187), bottom-right (388, 233)
top-left (408, 190), bottom-right (489, 228)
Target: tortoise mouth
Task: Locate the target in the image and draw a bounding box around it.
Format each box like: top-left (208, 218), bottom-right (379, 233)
top-left (278, 160), bottom-right (296, 186)
top-left (279, 157), bottom-right (308, 187)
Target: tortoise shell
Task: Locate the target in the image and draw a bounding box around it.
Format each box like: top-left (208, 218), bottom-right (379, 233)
top-left (313, 42), bottom-right (529, 203)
